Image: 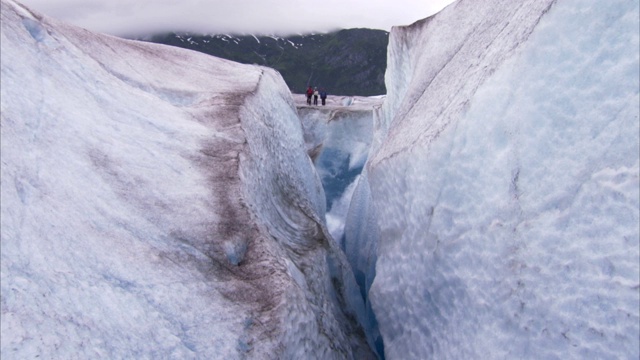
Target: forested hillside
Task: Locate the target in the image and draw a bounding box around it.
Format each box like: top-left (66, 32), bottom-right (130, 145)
top-left (137, 29), bottom-right (388, 96)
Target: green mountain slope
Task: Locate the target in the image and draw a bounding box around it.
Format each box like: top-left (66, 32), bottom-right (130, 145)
top-left (136, 29), bottom-right (388, 96)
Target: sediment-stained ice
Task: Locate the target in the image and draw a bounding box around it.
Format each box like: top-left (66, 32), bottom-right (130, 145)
top-left (0, 1), bottom-right (373, 358)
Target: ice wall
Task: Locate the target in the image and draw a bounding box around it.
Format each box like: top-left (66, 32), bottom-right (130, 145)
top-left (296, 99), bottom-right (384, 356)
top-left (347, 0), bottom-right (640, 358)
top-left (0, 1), bottom-right (373, 358)
top-left (297, 102), bottom-right (378, 241)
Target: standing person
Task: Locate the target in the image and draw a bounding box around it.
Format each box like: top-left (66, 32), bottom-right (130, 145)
top-left (320, 88), bottom-right (327, 106)
top-left (306, 86), bottom-right (313, 105)
top-left (313, 87), bottom-right (319, 106)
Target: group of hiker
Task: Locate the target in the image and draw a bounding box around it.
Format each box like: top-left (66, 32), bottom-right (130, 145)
top-left (306, 86), bottom-right (328, 106)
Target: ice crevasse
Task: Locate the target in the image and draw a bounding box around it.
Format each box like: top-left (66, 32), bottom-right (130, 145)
top-left (1, 0), bottom-right (639, 358)
top-left (345, 0), bottom-right (640, 358)
top-left (0, 0), bottom-right (374, 358)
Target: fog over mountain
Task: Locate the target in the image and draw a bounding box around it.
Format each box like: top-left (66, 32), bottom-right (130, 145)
top-left (16, 0), bottom-right (455, 36)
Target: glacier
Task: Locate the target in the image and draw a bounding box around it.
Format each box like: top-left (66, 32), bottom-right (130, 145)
top-left (295, 95), bottom-right (384, 355)
top-left (0, 0), bottom-right (374, 358)
top-left (295, 95), bottom-right (382, 242)
top-left (2, 0), bottom-right (639, 358)
top-left (345, 0), bottom-right (640, 358)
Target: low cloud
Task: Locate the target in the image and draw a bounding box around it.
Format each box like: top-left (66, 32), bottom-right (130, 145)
top-left (19, 0), bottom-right (455, 36)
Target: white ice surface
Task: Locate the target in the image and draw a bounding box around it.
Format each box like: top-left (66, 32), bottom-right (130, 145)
top-left (346, 0), bottom-right (640, 358)
top-left (1, 1), bottom-right (373, 358)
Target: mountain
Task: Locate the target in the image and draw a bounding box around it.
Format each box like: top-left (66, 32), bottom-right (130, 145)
top-left (135, 29), bottom-right (389, 96)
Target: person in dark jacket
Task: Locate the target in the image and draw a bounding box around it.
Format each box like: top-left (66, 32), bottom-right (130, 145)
top-left (319, 88), bottom-right (327, 105)
top-left (306, 86), bottom-right (313, 105)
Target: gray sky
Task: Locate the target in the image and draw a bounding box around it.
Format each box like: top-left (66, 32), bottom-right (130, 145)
top-left (19, 0), bottom-right (456, 37)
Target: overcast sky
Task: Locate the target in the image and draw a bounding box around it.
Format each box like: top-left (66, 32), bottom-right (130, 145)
top-left (19, 0), bottom-right (456, 37)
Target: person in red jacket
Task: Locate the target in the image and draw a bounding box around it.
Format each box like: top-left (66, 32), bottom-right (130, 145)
top-left (306, 86), bottom-right (313, 105)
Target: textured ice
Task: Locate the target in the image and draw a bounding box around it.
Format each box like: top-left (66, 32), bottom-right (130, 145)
top-left (0, 0), bottom-right (373, 358)
top-left (296, 96), bottom-right (381, 242)
top-left (295, 96), bottom-right (382, 356)
top-left (346, 0), bottom-right (640, 358)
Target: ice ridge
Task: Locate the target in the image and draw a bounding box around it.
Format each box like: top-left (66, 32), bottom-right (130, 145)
top-left (0, 0), bottom-right (374, 358)
top-left (345, 0), bottom-right (640, 358)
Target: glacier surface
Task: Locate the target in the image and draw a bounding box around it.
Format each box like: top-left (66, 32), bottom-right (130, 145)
top-left (345, 0), bottom-right (640, 358)
top-left (0, 1), bottom-right (373, 358)
top-left (3, 0), bottom-right (639, 358)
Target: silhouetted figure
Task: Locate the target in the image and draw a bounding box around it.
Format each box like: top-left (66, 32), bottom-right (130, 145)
top-left (306, 86), bottom-right (313, 105)
top-left (320, 88), bottom-right (327, 105)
